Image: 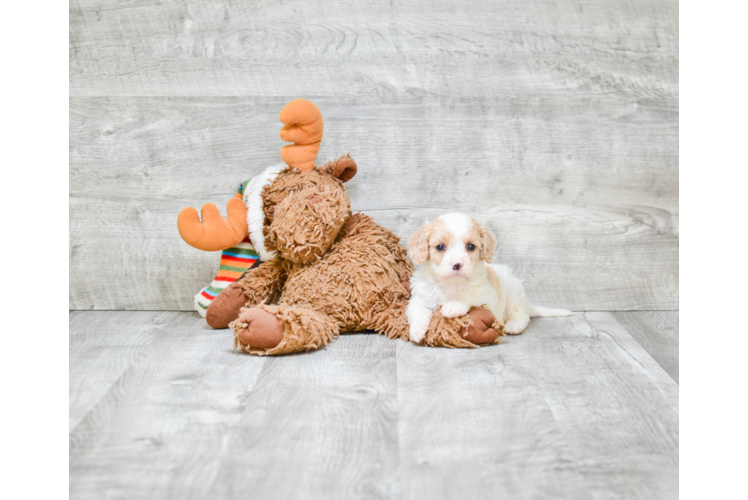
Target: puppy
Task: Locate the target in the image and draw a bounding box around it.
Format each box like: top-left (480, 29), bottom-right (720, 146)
top-left (406, 212), bottom-right (571, 343)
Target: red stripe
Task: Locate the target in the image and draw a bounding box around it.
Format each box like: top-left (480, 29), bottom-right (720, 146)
top-left (221, 255), bottom-right (256, 263)
top-left (214, 276), bottom-right (239, 282)
top-left (200, 291), bottom-right (215, 300)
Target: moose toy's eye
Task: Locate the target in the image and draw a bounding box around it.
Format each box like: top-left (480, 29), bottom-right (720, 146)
top-left (466, 243), bottom-right (476, 251)
top-left (436, 243), bottom-right (446, 251)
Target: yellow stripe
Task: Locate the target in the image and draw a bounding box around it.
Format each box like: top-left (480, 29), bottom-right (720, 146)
top-left (216, 269), bottom-right (244, 278)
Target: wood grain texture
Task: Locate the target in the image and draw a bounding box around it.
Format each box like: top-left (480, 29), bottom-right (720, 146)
top-left (69, 311), bottom-right (678, 499)
top-left (611, 311), bottom-right (679, 383)
top-left (70, 311), bottom-right (267, 499)
top-left (520, 313), bottom-right (678, 499)
top-left (69, 0), bottom-right (677, 98)
top-left (69, 311), bottom-right (173, 432)
top-left (69, 96), bottom-right (677, 311)
top-left (396, 337), bottom-right (592, 500)
top-left (211, 333), bottom-right (399, 499)
top-left (396, 312), bottom-right (677, 499)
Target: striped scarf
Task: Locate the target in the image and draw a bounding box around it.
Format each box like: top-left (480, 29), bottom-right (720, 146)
top-left (194, 179), bottom-right (260, 316)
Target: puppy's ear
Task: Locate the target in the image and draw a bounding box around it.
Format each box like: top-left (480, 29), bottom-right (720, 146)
top-left (478, 222), bottom-right (496, 263)
top-left (408, 221), bottom-right (432, 265)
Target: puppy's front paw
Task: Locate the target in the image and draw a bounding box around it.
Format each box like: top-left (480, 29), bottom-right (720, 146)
top-left (409, 321), bottom-right (428, 343)
top-left (441, 301), bottom-right (470, 318)
top-left (407, 305), bottom-right (433, 344)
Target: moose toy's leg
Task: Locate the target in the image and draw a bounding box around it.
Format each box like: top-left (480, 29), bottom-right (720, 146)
top-left (231, 304), bottom-right (340, 356)
top-left (206, 260), bottom-right (286, 329)
top-left (205, 282), bottom-right (247, 329)
top-left (421, 307), bottom-right (504, 348)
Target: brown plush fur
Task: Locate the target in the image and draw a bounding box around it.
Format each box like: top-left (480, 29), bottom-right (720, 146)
top-left (231, 156), bottom-right (414, 355)
top-left (262, 159), bottom-right (353, 264)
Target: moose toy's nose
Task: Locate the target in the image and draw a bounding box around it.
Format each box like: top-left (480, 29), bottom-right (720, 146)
top-left (453, 263), bottom-right (462, 271)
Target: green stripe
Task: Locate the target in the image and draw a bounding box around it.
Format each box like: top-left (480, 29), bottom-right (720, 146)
top-left (206, 285), bottom-right (228, 294)
top-left (197, 301), bottom-right (208, 310)
top-left (241, 179), bottom-right (252, 196)
top-left (226, 247), bottom-right (258, 256)
top-left (219, 264), bottom-right (248, 273)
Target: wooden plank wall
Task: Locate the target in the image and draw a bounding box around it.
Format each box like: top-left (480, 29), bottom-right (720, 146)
top-left (69, 0), bottom-right (678, 311)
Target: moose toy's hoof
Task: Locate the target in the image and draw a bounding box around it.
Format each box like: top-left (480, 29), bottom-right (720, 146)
top-left (234, 308), bottom-right (285, 349)
top-left (462, 307), bottom-right (503, 345)
top-left (205, 282), bottom-right (247, 329)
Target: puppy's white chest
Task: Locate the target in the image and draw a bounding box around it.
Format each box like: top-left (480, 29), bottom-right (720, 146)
top-left (413, 272), bottom-right (494, 310)
top-left (453, 281), bottom-right (496, 307)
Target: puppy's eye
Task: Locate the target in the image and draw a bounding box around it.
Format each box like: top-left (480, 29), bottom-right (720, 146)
top-left (436, 243), bottom-right (445, 251)
top-left (466, 243), bottom-right (476, 251)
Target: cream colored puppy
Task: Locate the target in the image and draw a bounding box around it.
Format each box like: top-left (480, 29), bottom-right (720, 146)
top-left (406, 212), bottom-right (571, 343)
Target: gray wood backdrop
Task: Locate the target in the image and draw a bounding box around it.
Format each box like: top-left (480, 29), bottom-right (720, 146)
top-left (69, 0), bottom-right (678, 312)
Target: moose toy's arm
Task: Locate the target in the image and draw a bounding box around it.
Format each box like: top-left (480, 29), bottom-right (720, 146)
top-left (382, 232), bottom-right (415, 286)
top-left (238, 259), bottom-right (288, 306)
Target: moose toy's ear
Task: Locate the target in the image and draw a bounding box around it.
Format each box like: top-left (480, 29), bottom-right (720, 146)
top-left (334, 154), bottom-right (357, 182)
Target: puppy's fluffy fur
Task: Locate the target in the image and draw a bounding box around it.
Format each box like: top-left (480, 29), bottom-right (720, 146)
top-left (406, 212), bottom-right (571, 343)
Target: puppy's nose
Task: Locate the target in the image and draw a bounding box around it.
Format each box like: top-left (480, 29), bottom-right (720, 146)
top-left (453, 263), bottom-right (462, 271)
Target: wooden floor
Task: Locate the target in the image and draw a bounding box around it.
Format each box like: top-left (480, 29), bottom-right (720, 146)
top-left (70, 310), bottom-right (678, 500)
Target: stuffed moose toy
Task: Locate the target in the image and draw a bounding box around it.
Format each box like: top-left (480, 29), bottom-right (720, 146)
top-left (177, 99), bottom-right (502, 355)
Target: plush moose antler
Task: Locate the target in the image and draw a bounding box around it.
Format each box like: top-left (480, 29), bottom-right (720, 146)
top-left (177, 99), bottom-right (325, 252)
top-left (279, 99), bottom-right (323, 172)
top-left (177, 195), bottom-right (248, 251)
